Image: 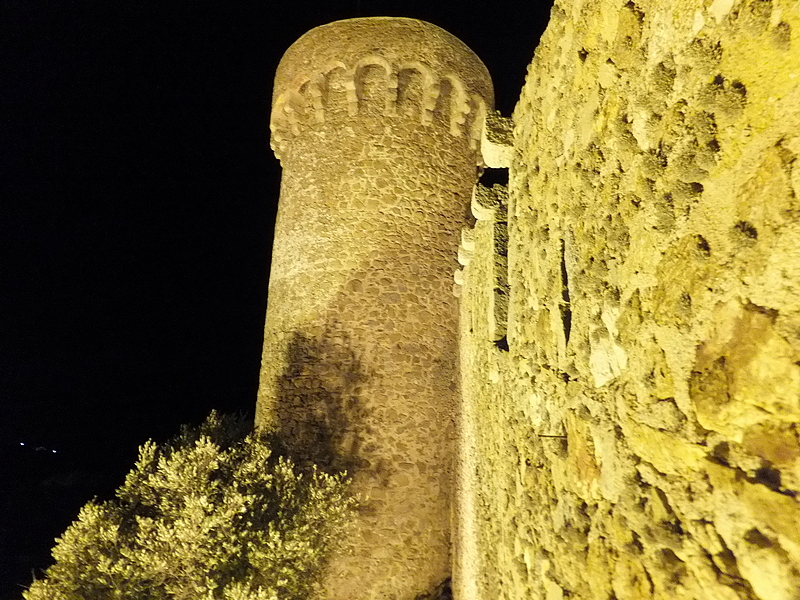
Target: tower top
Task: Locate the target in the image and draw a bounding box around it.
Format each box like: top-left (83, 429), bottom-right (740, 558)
top-left (273, 17), bottom-right (493, 106)
top-left (270, 18), bottom-right (494, 160)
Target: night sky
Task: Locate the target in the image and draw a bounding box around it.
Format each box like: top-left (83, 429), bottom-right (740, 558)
top-left (1, 0), bottom-right (553, 595)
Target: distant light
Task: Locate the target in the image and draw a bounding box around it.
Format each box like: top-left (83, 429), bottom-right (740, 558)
top-left (52, 450), bottom-right (57, 454)
top-left (19, 442), bottom-right (25, 446)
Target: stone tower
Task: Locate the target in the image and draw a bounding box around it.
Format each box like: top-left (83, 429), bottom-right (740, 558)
top-left (256, 17), bottom-right (493, 600)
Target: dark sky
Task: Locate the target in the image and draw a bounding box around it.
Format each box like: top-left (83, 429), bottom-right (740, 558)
top-left (1, 0), bottom-right (552, 595)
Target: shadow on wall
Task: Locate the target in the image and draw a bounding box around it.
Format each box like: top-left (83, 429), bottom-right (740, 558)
top-left (414, 577), bottom-right (452, 600)
top-left (273, 325), bottom-right (377, 479)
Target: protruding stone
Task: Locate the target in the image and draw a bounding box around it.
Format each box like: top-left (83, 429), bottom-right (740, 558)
top-left (481, 110), bottom-right (514, 168)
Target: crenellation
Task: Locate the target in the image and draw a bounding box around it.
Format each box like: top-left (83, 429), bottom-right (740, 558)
top-left (481, 110), bottom-right (514, 169)
top-left (436, 75), bottom-right (470, 137)
top-left (270, 59), bottom-right (488, 164)
top-left (353, 56), bottom-right (395, 115)
top-left (468, 95), bottom-right (487, 153)
top-left (462, 182), bottom-right (510, 341)
top-left (470, 181), bottom-right (507, 222)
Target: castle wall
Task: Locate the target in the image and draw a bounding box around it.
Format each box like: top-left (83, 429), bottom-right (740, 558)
top-left (458, 0), bottom-right (800, 598)
top-left (257, 18), bottom-right (492, 600)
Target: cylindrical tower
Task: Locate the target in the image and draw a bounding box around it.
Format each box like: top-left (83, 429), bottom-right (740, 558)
top-left (257, 18), bottom-right (492, 600)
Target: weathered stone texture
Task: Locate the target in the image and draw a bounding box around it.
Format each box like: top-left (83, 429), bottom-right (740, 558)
top-left (258, 18), bottom-right (492, 600)
top-left (459, 0), bottom-right (800, 598)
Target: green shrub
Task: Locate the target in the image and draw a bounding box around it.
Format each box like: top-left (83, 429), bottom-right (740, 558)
top-left (24, 412), bottom-right (359, 600)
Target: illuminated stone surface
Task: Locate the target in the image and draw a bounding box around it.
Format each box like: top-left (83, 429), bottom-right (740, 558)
top-left (260, 3), bottom-right (800, 599)
top-left (458, 0), bottom-right (800, 598)
top-left (257, 18), bottom-right (492, 600)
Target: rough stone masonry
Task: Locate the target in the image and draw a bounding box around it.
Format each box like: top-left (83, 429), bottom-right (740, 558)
top-left (257, 17), bottom-right (492, 600)
top-left (458, 0), bottom-right (800, 598)
top-left (258, 2), bottom-right (800, 599)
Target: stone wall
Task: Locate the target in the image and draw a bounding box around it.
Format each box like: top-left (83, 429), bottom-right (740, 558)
top-left (458, 0), bottom-right (800, 598)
